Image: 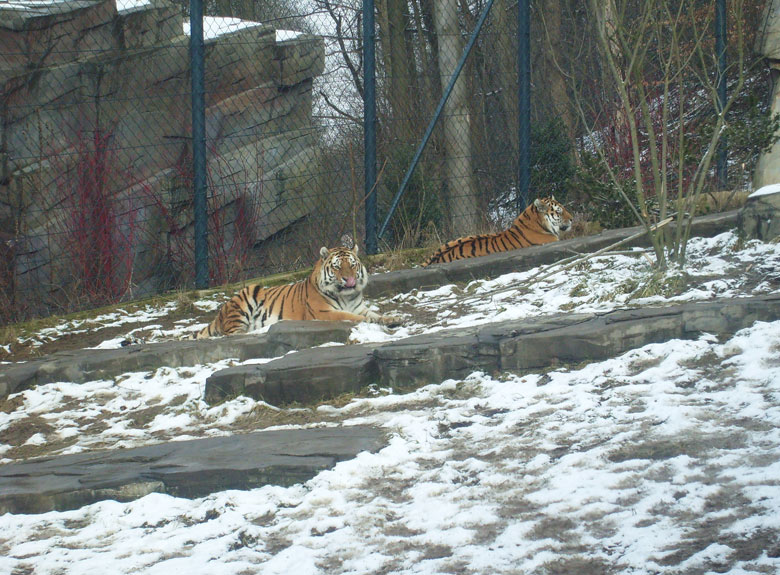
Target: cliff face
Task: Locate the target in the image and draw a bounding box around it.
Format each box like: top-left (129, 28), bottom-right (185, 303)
top-left (754, 0), bottom-right (780, 188)
top-left (0, 0), bottom-right (324, 313)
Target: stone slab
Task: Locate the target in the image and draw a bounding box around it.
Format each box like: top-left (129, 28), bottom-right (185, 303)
top-left (739, 188), bottom-right (780, 241)
top-left (206, 344), bottom-right (379, 405)
top-left (204, 294), bottom-right (780, 406)
top-left (0, 425), bottom-right (385, 514)
top-left (367, 210), bottom-right (741, 298)
top-left (0, 320), bottom-right (353, 401)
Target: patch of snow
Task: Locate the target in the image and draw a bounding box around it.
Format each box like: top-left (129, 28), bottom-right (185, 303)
top-left (116, 0), bottom-right (151, 13)
top-left (276, 29), bottom-right (302, 42)
top-left (183, 17), bottom-right (264, 41)
top-left (749, 183), bottom-right (780, 198)
top-left (1, 322), bottom-right (779, 573)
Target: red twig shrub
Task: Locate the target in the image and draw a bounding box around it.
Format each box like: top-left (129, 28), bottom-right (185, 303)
top-left (52, 129), bottom-right (139, 307)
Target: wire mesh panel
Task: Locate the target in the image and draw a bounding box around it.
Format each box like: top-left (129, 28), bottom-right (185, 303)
top-left (0, 0), bottom-right (366, 323)
top-left (1, 0), bottom-right (192, 322)
top-left (0, 0), bottom-right (775, 325)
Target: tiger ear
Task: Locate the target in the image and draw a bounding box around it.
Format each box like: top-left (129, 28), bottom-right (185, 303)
top-left (533, 198), bottom-right (545, 209)
top-left (320, 246), bottom-right (330, 260)
top-left (352, 244), bottom-right (359, 257)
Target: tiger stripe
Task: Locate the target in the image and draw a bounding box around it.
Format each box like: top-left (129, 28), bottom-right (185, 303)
top-left (424, 196), bottom-right (573, 266)
top-left (195, 245), bottom-right (401, 338)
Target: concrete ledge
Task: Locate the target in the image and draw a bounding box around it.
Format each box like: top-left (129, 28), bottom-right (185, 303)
top-left (366, 210), bottom-right (741, 298)
top-left (0, 321), bottom-right (354, 401)
top-left (206, 344), bottom-right (380, 405)
top-left (0, 425), bottom-right (385, 515)
top-left (204, 294), bottom-right (780, 406)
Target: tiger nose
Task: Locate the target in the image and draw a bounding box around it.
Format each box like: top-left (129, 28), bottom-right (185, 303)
top-left (344, 276), bottom-right (357, 288)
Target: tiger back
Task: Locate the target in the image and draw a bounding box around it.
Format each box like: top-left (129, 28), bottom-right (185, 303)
top-left (424, 196), bottom-right (573, 266)
top-left (196, 245), bottom-right (401, 338)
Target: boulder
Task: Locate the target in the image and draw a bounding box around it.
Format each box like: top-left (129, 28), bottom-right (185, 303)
top-left (739, 184), bottom-right (780, 241)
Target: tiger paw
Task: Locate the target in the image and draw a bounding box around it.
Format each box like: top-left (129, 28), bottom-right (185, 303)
top-left (378, 314), bottom-right (404, 327)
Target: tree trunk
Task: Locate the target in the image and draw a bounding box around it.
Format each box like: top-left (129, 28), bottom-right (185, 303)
top-left (433, 0), bottom-right (478, 235)
top-left (539, 0), bottom-right (576, 146)
top-left (493, 0), bottom-right (519, 157)
top-left (376, 0), bottom-right (418, 136)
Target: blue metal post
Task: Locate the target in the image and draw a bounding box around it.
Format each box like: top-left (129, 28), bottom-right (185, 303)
top-left (518, 0), bottom-right (530, 210)
top-left (363, 0), bottom-right (378, 254)
top-left (190, 0), bottom-right (208, 288)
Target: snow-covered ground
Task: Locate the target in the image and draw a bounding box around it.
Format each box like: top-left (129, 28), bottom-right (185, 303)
top-left (1, 231), bottom-right (780, 574)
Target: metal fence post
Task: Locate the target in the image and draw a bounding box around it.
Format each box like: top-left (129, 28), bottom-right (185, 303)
top-left (363, 0), bottom-right (378, 254)
top-left (518, 0), bottom-right (530, 210)
top-left (190, 0), bottom-right (208, 288)
top-left (716, 0), bottom-right (727, 189)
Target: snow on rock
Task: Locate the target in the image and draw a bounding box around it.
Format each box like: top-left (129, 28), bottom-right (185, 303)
top-left (749, 183), bottom-right (780, 198)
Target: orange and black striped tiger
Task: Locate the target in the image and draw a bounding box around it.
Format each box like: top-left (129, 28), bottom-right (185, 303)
top-left (196, 245), bottom-right (401, 338)
top-left (424, 196), bottom-right (573, 266)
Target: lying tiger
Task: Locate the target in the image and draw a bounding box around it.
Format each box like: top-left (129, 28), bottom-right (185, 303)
top-left (196, 245), bottom-right (401, 338)
top-left (424, 196), bottom-right (573, 266)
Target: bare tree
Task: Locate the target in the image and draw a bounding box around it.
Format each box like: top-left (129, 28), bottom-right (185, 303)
top-left (570, 0), bottom-right (747, 268)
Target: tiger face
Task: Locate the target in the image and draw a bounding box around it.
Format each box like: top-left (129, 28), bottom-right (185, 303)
top-left (534, 196), bottom-right (573, 237)
top-left (317, 245), bottom-right (368, 299)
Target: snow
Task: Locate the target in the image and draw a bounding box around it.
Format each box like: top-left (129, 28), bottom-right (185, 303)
top-left (1, 231), bottom-right (780, 573)
top-left (183, 17), bottom-right (265, 41)
top-left (749, 183), bottom-right (780, 198)
top-left (116, 0), bottom-right (151, 13)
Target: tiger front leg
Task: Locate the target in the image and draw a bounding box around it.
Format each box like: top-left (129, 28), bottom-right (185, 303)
top-left (363, 310), bottom-right (404, 327)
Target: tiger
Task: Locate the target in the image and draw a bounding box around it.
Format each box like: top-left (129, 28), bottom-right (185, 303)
top-left (195, 245), bottom-right (402, 338)
top-left (424, 196), bottom-right (573, 266)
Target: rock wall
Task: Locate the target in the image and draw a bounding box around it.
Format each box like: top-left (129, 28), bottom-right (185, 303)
top-left (754, 0), bottom-right (780, 188)
top-left (0, 0), bottom-right (324, 310)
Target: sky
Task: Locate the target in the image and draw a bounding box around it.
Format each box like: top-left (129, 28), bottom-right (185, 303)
top-left (1, 230), bottom-right (779, 574)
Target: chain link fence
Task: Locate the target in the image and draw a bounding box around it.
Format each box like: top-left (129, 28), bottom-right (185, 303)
top-left (0, 0), bottom-right (774, 324)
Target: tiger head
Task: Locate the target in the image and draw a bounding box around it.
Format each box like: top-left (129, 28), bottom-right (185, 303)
top-left (533, 196), bottom-right (573, 237)
top-left (317, 245), bottom-right (368, 298)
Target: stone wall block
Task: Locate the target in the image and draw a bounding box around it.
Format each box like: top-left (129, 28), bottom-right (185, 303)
top-left (117, 1), bottom-right (182, 50)
top-left (93, 40), bottom-right (190, 179)
top-left (206, 81), bottom-right (313, 159)
top-left (739, 189), bottom-right (780, 242)
top-left (0, 0), bottom-right (117, 73)
top-left (203, 25), bottom-right (276, 105)
top-left (252, 144), bottom-right (324, 242)
top-left (275, 35), bottom-right (326, 88)
top-left (1, 60), bottom-right (97, 179)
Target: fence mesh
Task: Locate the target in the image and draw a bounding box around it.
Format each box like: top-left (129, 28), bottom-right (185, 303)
top-left (0, 0), bottom-right (774, 324)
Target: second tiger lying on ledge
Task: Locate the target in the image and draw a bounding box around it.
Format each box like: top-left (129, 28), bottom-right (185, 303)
top-left (424, 196), bottom-right (573, 266)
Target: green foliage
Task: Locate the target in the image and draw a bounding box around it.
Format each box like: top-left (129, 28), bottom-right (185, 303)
top-left (530, 117), bottom-right (576, 201)
top-left (381, 144), bottom-right (445, 246)
top-left (722, 94), bottom-right (780, 174)
top-left (575, 152), bottom-right (658, 230)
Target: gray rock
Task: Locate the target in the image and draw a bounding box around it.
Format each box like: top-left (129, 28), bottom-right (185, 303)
top-left (0, 425), bottom-right (386, 514)
top-left (206, 343), bottom-right (379, 405)
top-left (203, 295), bottom-right (780, 407)
top-left (0, 320), bottom-right (353, 401)
top-left (739, 188), bottom-right (780, 241)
